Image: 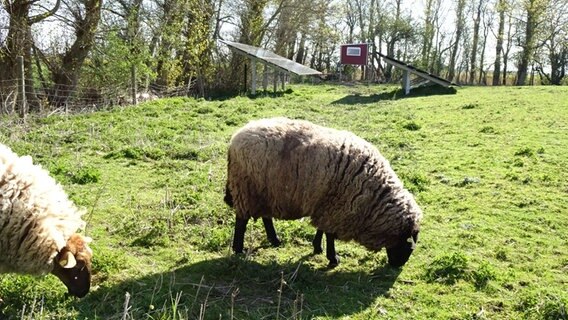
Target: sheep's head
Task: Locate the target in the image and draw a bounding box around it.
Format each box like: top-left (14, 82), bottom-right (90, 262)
top-left (385, 190), bottom-right (422, 267)
top-left (386, 229), bottom-right (419, 267)
top-left (51, 234), bottom-right (93, 298)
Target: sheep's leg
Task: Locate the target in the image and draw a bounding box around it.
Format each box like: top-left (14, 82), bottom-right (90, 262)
top-left (262, 218), bottom-right (281, 247)
top-left (313, 229), bottom-right (324, 254)
top-left (325, 232), bottom-right (340, 267)
top-left (232, 217), bottom-right (249, 254)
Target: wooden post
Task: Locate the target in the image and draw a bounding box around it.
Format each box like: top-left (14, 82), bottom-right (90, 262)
top-left (17, 56), bottom-right (26, 119)
top-left (251, 58), bottom-right (257, 95)
top-left (131, 64), bottom-right (138, 105)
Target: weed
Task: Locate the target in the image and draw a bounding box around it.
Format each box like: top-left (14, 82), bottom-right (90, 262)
top-left (403, 172), bottom-right (430, 192)
top-left (479, 126), bottom-right (496, 134)
top-left (424, 252), bottom-right (469, 284)
top-left (402, 121), bottom-right (421, 131)
top-left (70, 167), bottom-right (100, 184)
top-left (514, 147), bottom-right (534, 157)
top-left (471, 262), bottom-right (497, 289)
top-left (455, 177), bottom-right (481, 187)
top-left (462, 103), bottom-right (478, 109)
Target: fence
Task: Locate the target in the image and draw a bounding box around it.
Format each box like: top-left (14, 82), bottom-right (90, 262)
top-left (0, 57), bottom-right (195, 118)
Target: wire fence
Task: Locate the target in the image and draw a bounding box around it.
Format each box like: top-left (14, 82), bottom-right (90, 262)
top-left (0, 79), bottom-right (196, 116)
top-left (0, 59), bottom-right (196, 117)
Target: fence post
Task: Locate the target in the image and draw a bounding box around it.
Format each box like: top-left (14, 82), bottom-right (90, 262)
top-left (131, 64), bottom-right (138, 105)
top-left (17, 56), bottom-right (27, 119)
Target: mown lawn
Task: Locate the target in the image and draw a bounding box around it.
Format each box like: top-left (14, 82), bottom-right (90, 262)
top-left (0, 84), bottom-right (567, 319)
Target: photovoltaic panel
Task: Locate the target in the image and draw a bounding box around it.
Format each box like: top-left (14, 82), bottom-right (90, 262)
top-left (376, 52), bottom-right (458, 87)
top-left (220, 40), bottom-right (322, 76)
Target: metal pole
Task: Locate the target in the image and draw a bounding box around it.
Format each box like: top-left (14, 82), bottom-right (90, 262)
top-left (244, 63), bottom-right (248, 93)
top-left (131, 64), bottom-right (138, 105)
top-left (273, 69), bottom-right (277, 93)
top-left (251, 58), bottom-right (257, 95)
top-left (263, 63), bottom-right (268, 91)
top-left (17, 56), bottom-right (27, 119)
top-left (403, 70), bottom-right (410, 95)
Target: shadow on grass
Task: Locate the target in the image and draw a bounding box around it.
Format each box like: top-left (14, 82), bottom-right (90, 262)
top-left (204, 88), bottom-right (294, 101)
top-left (331, 85), bottom-right (457, 105)
top-left (74, 255), bottom-right (401, 319)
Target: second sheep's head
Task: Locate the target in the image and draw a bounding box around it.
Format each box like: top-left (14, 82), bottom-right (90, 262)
top-left (385, 191), bottom-right (422, 268)
top-left (50, 234), bottom-right (93, 298)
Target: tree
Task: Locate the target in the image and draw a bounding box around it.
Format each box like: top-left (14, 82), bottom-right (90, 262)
top-left (502, 7), bottom-right (516, 84)
top-left (535, 0), bottom-right (568, 84)
top-left (46, 0), bottom-right (103, 107)
top-left (478, 7), bottom-right (492, 84)
top-left (179, 0), bottom-right (216, 96)
top-left (469, 0), bottom-right (486, 84)
top-left (516, 0), bottom-right (550, 85)
top-left (448, 0), bottom-right (467, 82)
top-left (0, 0), bottom-right (60, 112)
top-left (383, 0), bottom-right (414, 81)
top-left (493, 0), bottom-right (508, 85)
top-left (420, 0), bottom-right (441, 71)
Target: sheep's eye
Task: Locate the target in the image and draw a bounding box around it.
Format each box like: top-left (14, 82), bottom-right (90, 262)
top-left (74, 276), bottom-right (78, 280)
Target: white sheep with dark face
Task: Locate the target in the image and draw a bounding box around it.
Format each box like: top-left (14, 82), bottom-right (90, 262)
top-left (0, 143), bottom-right (93, 298)
top-left (224, 117), bottom-right (422, 268)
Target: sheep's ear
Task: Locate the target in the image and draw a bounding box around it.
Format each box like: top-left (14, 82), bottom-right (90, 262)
top-left (59, 251), bottom-right (77, 269)
top-left (83, 236), bottom-right (93, 243)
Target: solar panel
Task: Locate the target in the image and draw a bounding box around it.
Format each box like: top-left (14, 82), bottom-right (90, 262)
top-left (377, 52), bottom-right (458, 87)
top-left (220, 40), bottom-right (322, 76)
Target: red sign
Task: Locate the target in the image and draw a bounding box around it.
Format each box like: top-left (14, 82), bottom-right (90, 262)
top-left (340, 43), bottom-right (369, 65)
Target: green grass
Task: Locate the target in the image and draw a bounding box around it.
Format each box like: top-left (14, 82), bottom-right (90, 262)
top-left (1, 84), bottom-right (567, 319)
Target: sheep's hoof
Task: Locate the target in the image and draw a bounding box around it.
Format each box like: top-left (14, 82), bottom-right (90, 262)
top-left (269, 238), bottom-right (282, 247)
top-left (327, 255), bottom-right (340, 268)
top-left (313, 247), bottom-right (323, 255)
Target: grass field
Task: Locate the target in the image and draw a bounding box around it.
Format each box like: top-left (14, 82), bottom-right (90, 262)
top-left (0, 84), bottom-right (567, 319)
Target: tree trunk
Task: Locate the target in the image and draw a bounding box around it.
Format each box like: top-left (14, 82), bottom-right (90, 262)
top-left (478, 20), bottom-right (489, 85)
top-left (469, 0), bottom-right (483, 84)
top-left (502, 12), bottom-right (514, 85)
top-left (48, 0), bottom-right (102, 107)
top-left (492, 0), bottom-right (506, 85)
top-left (516, 0), bottom-right (547, 85)
top-left (421, 0), bottom-right (436, 69)
top-left (296, 33), bottom-right (307, 64)
top-left (448, 0), bottom-right (466, 82)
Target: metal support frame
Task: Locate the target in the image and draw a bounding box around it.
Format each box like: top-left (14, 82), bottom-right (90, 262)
top-left (251, 57), bottom-right (257, 94)
top-left (403, 70), bottom-right (411, 95)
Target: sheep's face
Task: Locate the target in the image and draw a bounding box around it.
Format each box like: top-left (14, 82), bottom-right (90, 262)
top-left (386, 230), bottom-right (419, 268)
top-left (51, 234), bottom-right (93, 298)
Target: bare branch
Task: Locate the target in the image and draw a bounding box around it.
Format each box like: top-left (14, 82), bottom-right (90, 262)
top-left (28, 0), bottom-right (61, 24)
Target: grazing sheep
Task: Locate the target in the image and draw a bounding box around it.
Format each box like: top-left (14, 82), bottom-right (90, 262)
top-left (0, 143), bottom-right (93, 298)
top-left (224, 117), bottom-right (422, 267)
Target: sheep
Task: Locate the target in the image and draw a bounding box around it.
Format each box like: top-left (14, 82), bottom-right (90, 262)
top-left (224, 117), bottom-right (422, 268)
top-left (0, 143), bottom-right (93, 298)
